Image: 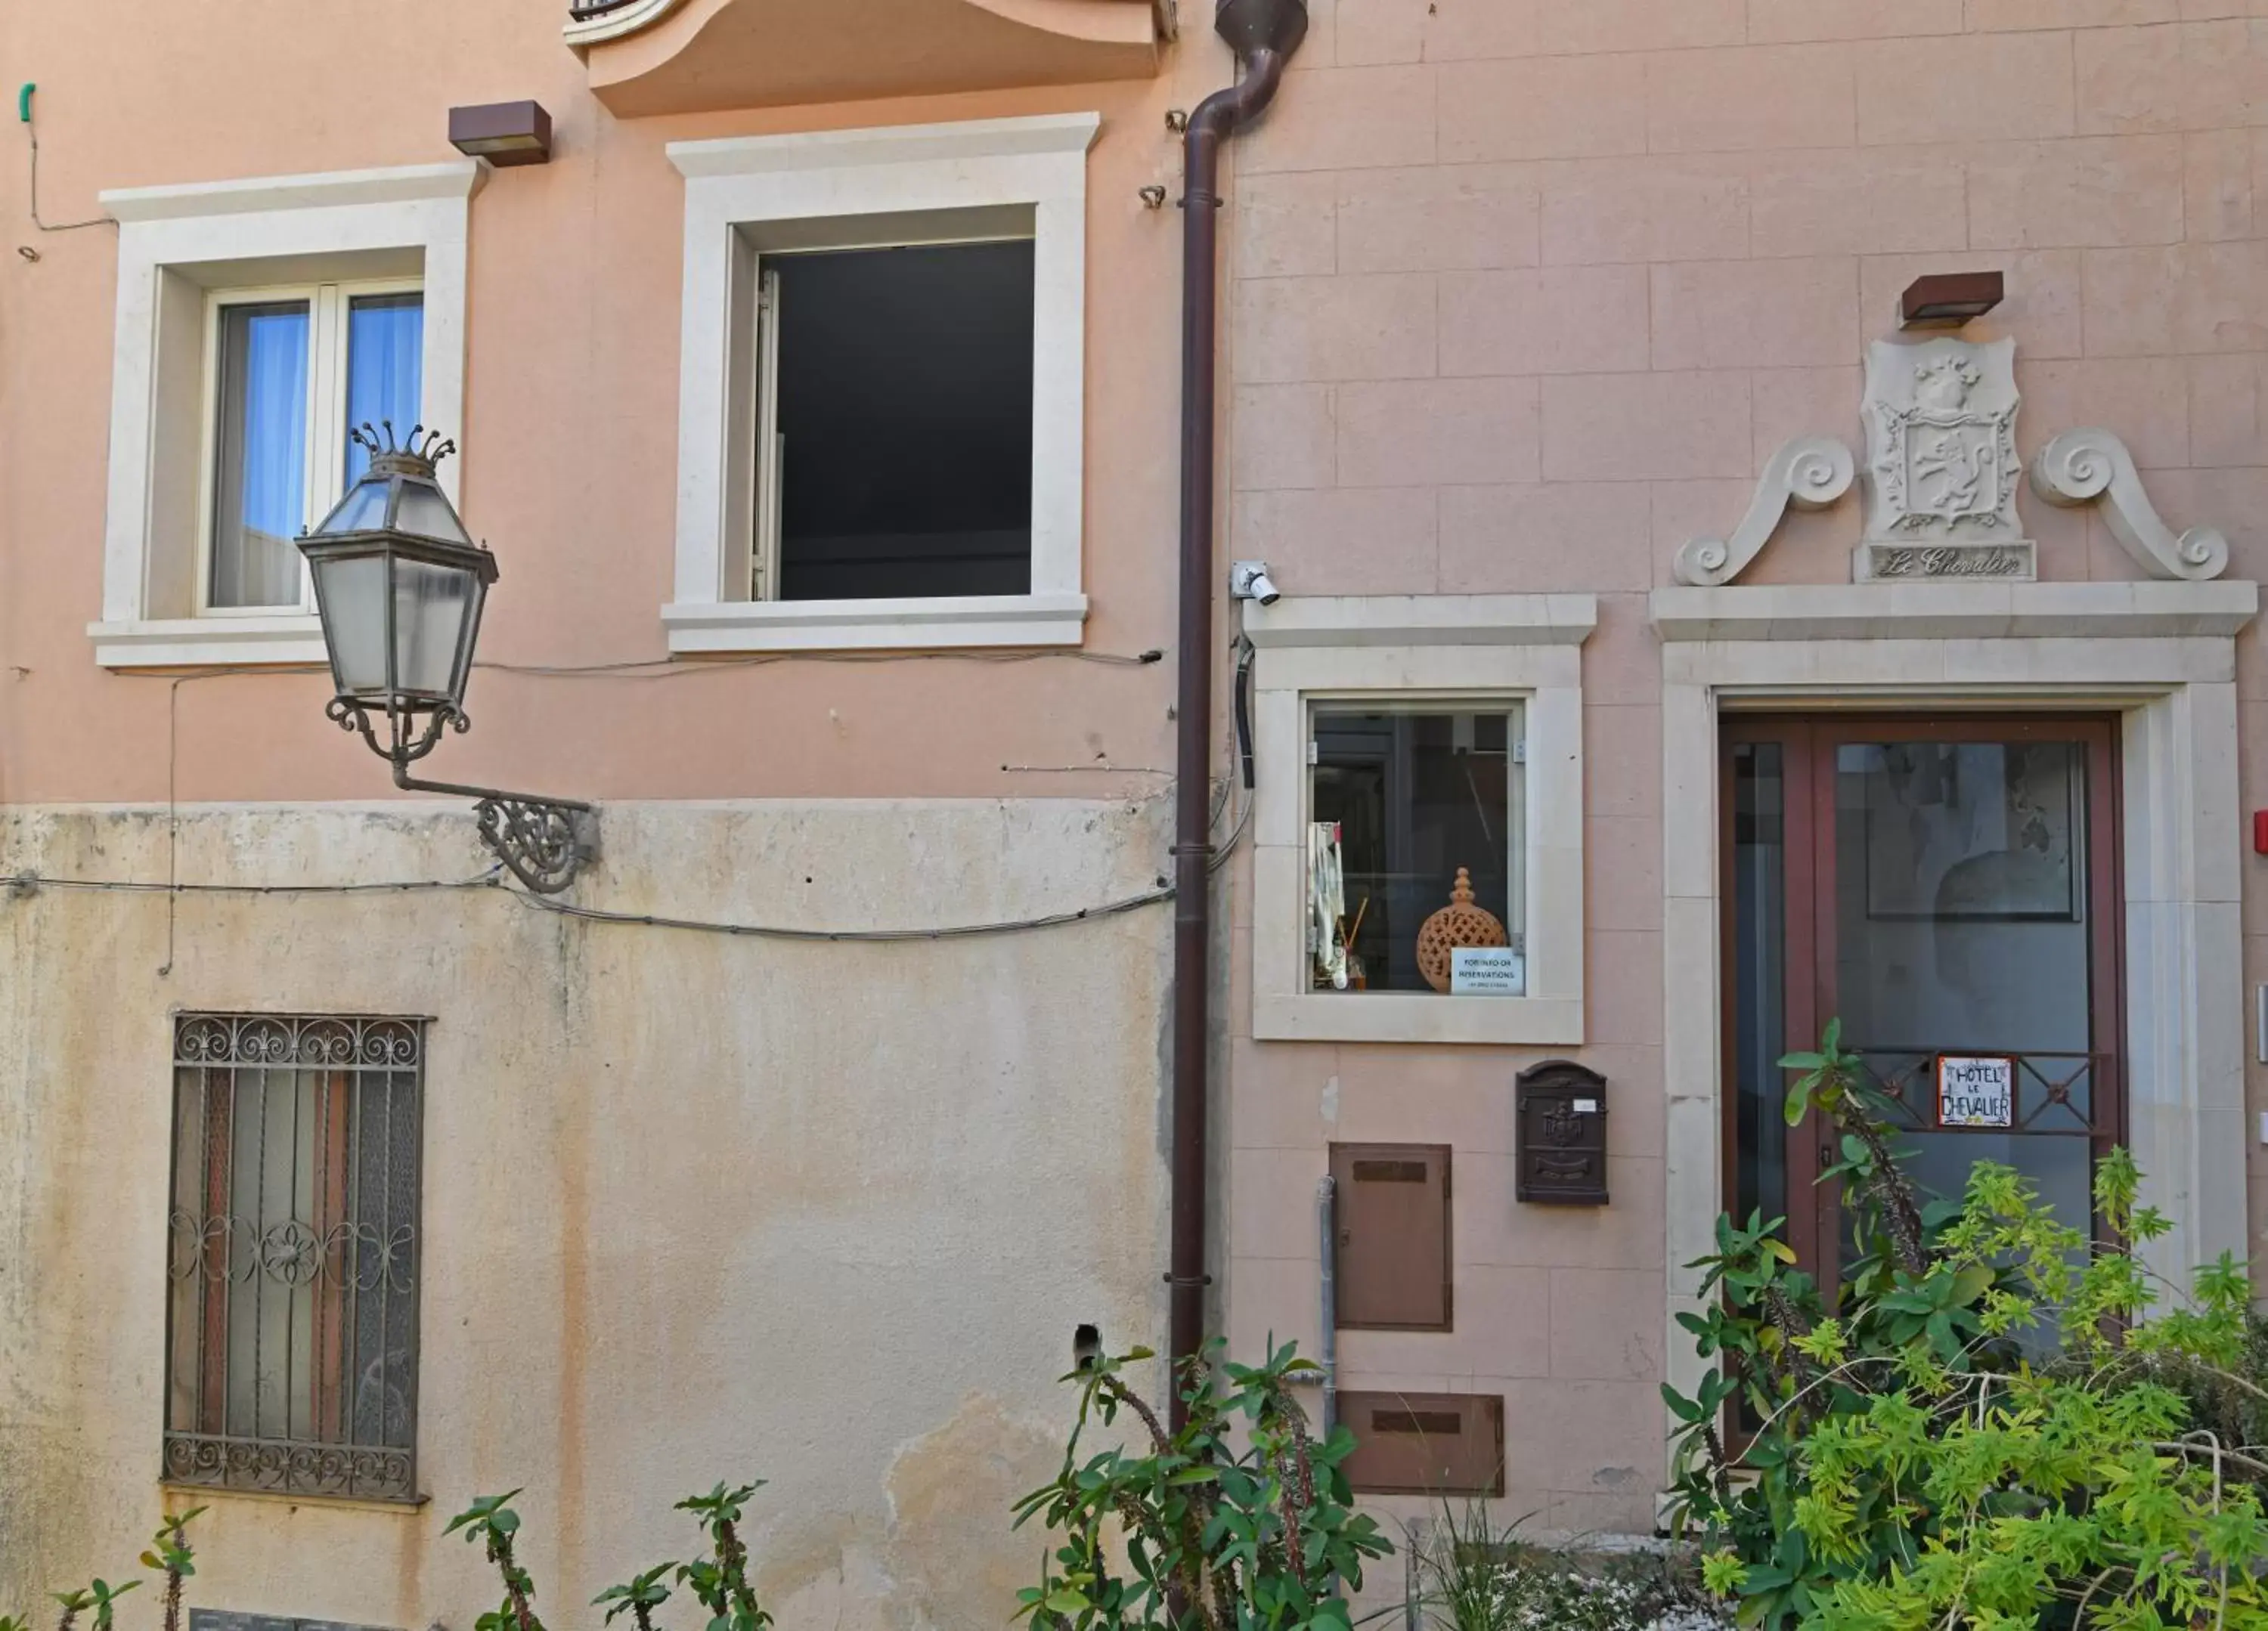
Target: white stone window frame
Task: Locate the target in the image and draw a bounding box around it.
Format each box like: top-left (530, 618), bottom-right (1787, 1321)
top-left (1246, 594), bottom-right (1595, 1047)
top-left (662, 113), bottom-right (1097, 654)
top-left (91, 161), bottom-right (482, 670)
top-left (1653, 578), bottom-right (2260, 1461)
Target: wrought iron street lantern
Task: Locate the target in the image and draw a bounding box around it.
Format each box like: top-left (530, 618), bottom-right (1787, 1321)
top-left (300, 426), bottom-right (597, 893)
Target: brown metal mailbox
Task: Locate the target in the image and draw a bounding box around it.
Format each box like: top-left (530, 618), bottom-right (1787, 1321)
top-left (1516, 1059), bottom-right (1609, 1205)
top-left (1340, 1391), bottom-right (1505, 1496)
top-left (1329, 1143), bottom-right (1452, 1331)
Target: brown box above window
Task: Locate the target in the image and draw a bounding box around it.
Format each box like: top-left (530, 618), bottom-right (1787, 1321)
top-left (1340, 1391), bottom-right (1505, 1496)
top-left (1330, 1143), bottom-right (1452, 1331)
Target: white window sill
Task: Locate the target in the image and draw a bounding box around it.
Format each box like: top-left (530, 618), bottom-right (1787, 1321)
top-left (89, 615), bottom-right (328, 670)
top-left (660, 591), bottom-right (1088, 654)
top-left (1254, 992), bottom-right (1585, 1048)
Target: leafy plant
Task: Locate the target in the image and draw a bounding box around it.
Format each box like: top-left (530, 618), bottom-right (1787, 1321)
top-left (592, 1564), bottom-right (677, 1631)
top-left (1665, 1020), bottom-right (2268, 1631)
top-left (49, 1582), bottom-right (137, 1631)
top-left (1013, 1338), bottom-right (1390, 1631)
top-left (445, 1490), bottom-right (547, 1631)
top-left (673, 1483), bottom-right (771, 1631)
top-left (138, 1510), bottom-right (204, 1631)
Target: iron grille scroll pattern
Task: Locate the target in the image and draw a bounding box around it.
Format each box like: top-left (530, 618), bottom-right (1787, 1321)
top-left (165, 1015), bottom-right (423, 1504)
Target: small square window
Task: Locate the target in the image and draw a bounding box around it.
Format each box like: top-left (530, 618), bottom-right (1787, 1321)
top-left (757, 241), bottom-right (1034, 602)
top-left (1308, 706), bottom-right (1526, 997)
top-left (202, 284), bottom-right (423, 613)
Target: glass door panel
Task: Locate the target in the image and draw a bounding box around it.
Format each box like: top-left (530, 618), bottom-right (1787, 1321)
top-left (1722, 717), bottom-right (2122, 1297)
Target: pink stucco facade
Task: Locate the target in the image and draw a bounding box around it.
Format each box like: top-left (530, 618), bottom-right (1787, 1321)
top-left (0, 0), bottom-right (2264, 1617)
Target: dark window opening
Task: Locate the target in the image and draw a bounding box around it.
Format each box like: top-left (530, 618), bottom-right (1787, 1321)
top-left (770, 240), bottom-right (1035, 602)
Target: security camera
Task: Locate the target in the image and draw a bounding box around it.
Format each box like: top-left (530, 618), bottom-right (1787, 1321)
top-left (1230, 560), bottom-right (1281, 605)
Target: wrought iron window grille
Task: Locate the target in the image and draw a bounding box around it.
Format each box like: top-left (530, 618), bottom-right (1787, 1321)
top-left (164, 1014), bottom-right (425, 1505)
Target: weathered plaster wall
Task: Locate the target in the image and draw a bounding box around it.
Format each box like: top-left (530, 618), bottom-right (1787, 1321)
top-left (0, 800), bottom-right (1171, 1626)
top-left (1219, 0), bottom-right (2268, 1546)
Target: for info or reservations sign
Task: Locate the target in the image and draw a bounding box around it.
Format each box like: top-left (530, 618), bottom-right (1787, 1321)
top-left (1937, 1055), bottom-right (2015, 1129)
top-left (1451, 946), bottom-right (1526, 996)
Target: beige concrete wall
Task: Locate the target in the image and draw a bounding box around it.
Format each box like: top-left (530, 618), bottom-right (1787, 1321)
top-left (1219, 0), bottom-right (2268, 1542)
top-left (0, 800), bottom-right (1171, 1623)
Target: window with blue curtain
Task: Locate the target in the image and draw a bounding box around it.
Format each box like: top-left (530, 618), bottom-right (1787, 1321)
top-left (344, 293), bottom-right (424, 486)
top-left (206, 289), bottom-right (423, 612)
top-left (210, 301), bottom-right (311, 609)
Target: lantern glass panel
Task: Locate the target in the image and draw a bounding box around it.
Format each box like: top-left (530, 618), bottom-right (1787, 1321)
top-left (395, 484), bottom-right (474, 545)
top-left (321, 481), bottom-right (392, 536)
top-left (393, 557), bottom-right (477, 698)
top-left (313, 553), bottom-right (389, 695)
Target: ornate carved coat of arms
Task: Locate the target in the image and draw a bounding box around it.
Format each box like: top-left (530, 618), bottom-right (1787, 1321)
top-left (1858, 337), bottom-right (2034, 581)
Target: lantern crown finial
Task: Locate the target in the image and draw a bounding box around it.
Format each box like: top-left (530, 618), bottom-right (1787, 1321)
top-left (352, 420), bottom-right (457, 478)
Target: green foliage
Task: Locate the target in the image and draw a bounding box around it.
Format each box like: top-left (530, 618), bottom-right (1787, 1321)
top-left (25, 1512), bottom-right (197, 1631)
top-left (138, 1509), bottom-right (203, 1631)
top-left (446, 1490), bottom-right (547, 1631)
top-left (448, 1479), bottom-right (770, 1631)
top-left (592, 1564), bottom-right (677, 1631)
top-left (1013, 1339), bottom-right (1390, 1631)
top-left (672, 1483), bottom-right (771, 1631)
top-left (1665, 1021), bottom-right (2268, 1631)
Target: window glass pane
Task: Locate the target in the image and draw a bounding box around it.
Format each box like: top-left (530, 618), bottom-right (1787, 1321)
top-left (1832, 740), bottom-right (2095, 1291)
top-left (1730, 742), bottom-right (1787, 1229)
top-left (210, 301), bottom-right (310, 608)
top-left (344, 293), bottom-right (423, 488)
top-left (770, 241), bottom-right (1034, 601)
top-left (1309, 709), bottom-right (1520, 995)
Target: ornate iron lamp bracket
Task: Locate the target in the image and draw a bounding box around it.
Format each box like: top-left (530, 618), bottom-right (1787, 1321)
top-left (330, 699), bottom-right (599, 894)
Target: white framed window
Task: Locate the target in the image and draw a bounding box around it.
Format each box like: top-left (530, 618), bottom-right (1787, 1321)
top-left (663, 114), bottom-right (1096, 653)
top-left (1247, 594), bottom-right (1596, 1047)
top-left (91, 161), bottom-right (480, 669)
top-left (197, 280), bottom-right (424, 615)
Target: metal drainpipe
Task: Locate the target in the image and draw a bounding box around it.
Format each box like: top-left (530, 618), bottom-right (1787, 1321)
top-left (1170, 0), bottom-right (1308, 1430)
top-left (1317, 1175), bottom-right (1337, 1441)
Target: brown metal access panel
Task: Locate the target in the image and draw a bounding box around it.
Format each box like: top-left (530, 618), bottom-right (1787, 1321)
top-left (1339, 1391), bottom-right (1506, 1496)
top-left (1330, 1144), bottom-right (1453, 1331)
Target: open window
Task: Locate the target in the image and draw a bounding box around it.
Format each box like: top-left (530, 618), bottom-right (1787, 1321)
top-left (748, 236), bottom-right (1034, 603)
top-left (664, 114), bottom-right (1095, 653)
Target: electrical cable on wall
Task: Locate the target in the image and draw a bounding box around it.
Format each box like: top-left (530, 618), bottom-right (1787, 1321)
top-left (17, 85), bottom-right (115, 241)
top-left (50, 640), bottom-right (1219, 946)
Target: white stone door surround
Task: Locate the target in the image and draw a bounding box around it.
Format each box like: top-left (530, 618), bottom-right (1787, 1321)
top-left (1653, 578), bottom-right (2260, 1437)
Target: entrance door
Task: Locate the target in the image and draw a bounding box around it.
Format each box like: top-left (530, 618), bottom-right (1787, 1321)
top-left (1722, 716), bottom-right (2124, 1289)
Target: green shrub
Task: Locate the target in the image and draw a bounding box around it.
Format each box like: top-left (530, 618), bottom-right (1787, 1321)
top-left (1665, 1020), bottom-right (2268, 1631)
top-left (1014, 1339), bottom-right (1390, 1631)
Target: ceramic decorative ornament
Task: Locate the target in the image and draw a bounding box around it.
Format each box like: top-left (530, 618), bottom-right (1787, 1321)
top-left (1414, 867), bottom-right (1507, 995)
